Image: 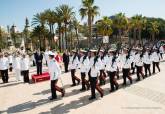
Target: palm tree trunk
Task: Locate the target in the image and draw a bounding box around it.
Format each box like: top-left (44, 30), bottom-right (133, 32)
top-left (133, 28), bottom-right (136, 44)
top-left (58, 24), bottom-right (61, 52)
top-left (88, 14), bottom-right (92, 48)
top-left (75, 28), bottom-right (79, 46)
top-left (138, 29), bottom-right (142, 45)
top-left (64, 23), bottom-right (67, 50)
top-left (119, 29), bottom-right (122, 43)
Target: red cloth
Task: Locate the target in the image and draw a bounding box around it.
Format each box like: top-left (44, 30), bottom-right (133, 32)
top-left (55, 54), bottom-right (62, 63)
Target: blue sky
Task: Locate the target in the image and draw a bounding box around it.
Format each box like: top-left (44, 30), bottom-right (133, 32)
top-left (0, 0), bottom-right (165, 31)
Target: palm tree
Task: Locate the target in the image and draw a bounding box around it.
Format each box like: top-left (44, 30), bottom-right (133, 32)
top-left (113, 13), bottom-right (128, 43)
top-left (96, 16), bottom-right (113, 37)
top-left (148, 21), bottom-right (159, 41)
top-left (54, 8), bottom-right (64, 52)
top-left (32, 13), bottom-right (46, 27)
top-left (43, 9), bottom-right (57, 47)
top-left (79, 0), bottom-right (99, 47)
top-left (131, 15), bottom-right (146, 45)
top-left (72, 18), bottom-right (80, 46)
top-left (56, 5), bottom-right (75, 49)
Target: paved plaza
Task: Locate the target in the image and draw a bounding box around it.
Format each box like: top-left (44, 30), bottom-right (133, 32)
top-left (0, 62), bottom-right (165, 114)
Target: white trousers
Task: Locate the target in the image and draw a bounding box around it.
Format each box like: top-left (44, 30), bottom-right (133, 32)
top-left (15, 69), bottom-right (21, 81)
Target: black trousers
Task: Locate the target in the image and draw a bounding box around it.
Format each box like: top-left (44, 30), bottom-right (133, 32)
top-left (153, 62), bottom-right (160, 73)
top-left (22, 70), bottom-right (30, 83)
top-left (1, 69), bottom-right (8, 83)
top-left (51, 80), bottom-right (58, 98)
top-left (131, 62), bottom-right (135, 74)
top-left (9, 63), bottom-right (13, 72)
top-left (136, 66), bottom-right (144, 80)
top-left (36, 63), bottom-right (42, 75)
top-left (90, 77), bottom-right (97, 98)
top-left (108, 71), bottom-right (116, 91)
top-left (81, 72), bottom-right (86, 90)
top-left (144, 63), bottom-right (151, 76)
top-left (99, 70), bottom-right (106, 85)
top-left (122, 68), bottom-right (132, 85)
top-left (160, 53), bottom-right (163, 59)
top-left (64, 62), bottom-right (69, 72)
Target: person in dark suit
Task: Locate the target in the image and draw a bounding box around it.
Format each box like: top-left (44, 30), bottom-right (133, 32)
top-left (34, 49), bottom-right (43, 75)
top-left (63, 50), bottom-right (69, 73)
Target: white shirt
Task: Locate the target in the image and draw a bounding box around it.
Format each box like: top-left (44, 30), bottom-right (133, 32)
top-left (90, 59), bottom-right (100, 77)
top-left (21, 57), bottom-right (30, 71)
top-left (79, 56), bottom-right (89, 73)
top-left (142, 52), bottom-right (152, 64)
top-left (69, 55), bottom-right (79, 70)
top-left (135, 53), bottom-right (143, 66)
top-left (105, 57), bottom-right (117, 72)
top-left (0, 57), bottom-right (9, 70)
top-left (8, 55), bottom-right (13, 64)
top-left (122, 54), bottom-right (132, 69)
top-left (48, 59), bottom-right (61, 80)
top-left (151, 52), bottom-right (160, 62)
top-left (13, 56), bottom-right (21, 69)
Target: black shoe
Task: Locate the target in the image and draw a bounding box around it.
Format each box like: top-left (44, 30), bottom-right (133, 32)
top-left (122, 83), bottom-right (126, 86)
top-left (77, 80), bottom-right (80, 85)
top-left (71, 84), bottom-right (76, 87)
top-left (110, 89), bottom-right (114, 93)
top-left (49, 97), bottom-right (57, 100)
top-left (136, 79), bottom-right (140, 82)
top-left (61, 89), bottom-right (65, 97)
top-left (116, 84), bottom-right (119, 90)
top-left (88, 97), bottom-right (96, 100)
top-left (80, 88), bottom-right (86, 91)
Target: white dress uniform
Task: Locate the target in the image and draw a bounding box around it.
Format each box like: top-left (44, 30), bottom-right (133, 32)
top-left (48, 59), bottom-right (61, 81)
top-left (13, 56), bottom-right (21, 81)
top-left (8, 55), bottom-right (13, 64)
top-left (79, 56), bottom-right (89, 73)
top-left (151, 52), bottom-right (161, 63)
top-left (0, 56), bottom-right (9, 83)
top-left (135, 53), bottom-right (143, 67)
top-left (143, 52), bottom-right (152, 65)
top-left (69, 55), bottom-right (79, 70)
top-left (0, 57), bottom-right (9, 70)
top-left (21, 56), bottom-right (30, 82)
top-left (21, 57), bottom-right (30, 71)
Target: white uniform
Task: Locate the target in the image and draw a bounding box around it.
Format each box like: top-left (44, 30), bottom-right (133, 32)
top-left (135, 53), bottom-right (143, 67)
top-left (0, 57), bottom-right (9, 70)
top-left (21, 57), bottom-right (30, 71)
top-left (48, 59), bottom-right (61, 80)
top-left (151, 52), bottom-right (160, 62)
top-left (90, 58), bottom-right (100, 78)
top-left (105, 57), bottom-right (117, 72)
top-left (122, 54), bottom-right (132, 69)
top-left (79, 56), bottom-right (89, 73)
top-left (143, 52), bottom-right (152, 65)
top-left (8, 55), bottom-right (13, 64)
top-left (13, 56), bottom-right (21, 81)
top-left (69, 55), bottom-right (79, 70)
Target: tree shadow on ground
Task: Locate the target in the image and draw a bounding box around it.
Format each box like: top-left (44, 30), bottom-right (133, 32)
top-left (39, 95), bottom-right (93, 114)
top-left (1, 98), bottom-right (61, 114)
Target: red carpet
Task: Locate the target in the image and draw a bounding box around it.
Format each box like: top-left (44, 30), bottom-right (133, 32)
top-left (32, 72), bottom-right (50, 83)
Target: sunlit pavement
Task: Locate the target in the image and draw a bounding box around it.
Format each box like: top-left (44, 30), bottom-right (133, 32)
top-left (0, 61), bottom-right (165, 114)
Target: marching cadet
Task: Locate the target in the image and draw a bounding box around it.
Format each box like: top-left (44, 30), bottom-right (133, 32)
top-left (88, 50), bottom-right (104, 100)
top-left (0, 53), bottom-right (9, 83)
top-left (79, 50), bottom-right (90, 91)
top-left (21, 54), bottom-right (30, 83)
top-left (105, 49), bottom-right (119, 92)
top-left (69, 50), bottom-right (80, 86)
top-left (130, 48), bottom-right (136, 74)
top-left (48, 52), bottom-right (65, 100)
top-left (98, 50), bottom-right (106, 85)
top-left (142, 48), bottom-right (152, 77)
top-left (121, 48), bottom-right (132, 85)
top-left (152, 48), bottom-right (161, 74)
top-left (13, 52), bottom-right (21, 81)
top-left (135, 48), bottom-right (145, 81)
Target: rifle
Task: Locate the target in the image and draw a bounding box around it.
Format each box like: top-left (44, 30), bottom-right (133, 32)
top-left (93, 42), bottom-right (103, 67)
